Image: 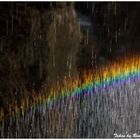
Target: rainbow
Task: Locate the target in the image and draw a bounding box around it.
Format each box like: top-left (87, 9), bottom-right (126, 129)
top-left (0, 54), bottom-right (140, 121)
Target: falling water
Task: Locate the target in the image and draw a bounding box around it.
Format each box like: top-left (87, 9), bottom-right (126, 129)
top-left (0, 2), bottom-right (140, 138)
top-left (0, 54), bottom-right (140, 138)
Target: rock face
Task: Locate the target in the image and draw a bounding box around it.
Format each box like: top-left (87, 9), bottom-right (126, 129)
top-left (0, 3), bottom-right (80, 107)
top-left (0, 4), bottom-right (50, 107)
top-left (46, 4), bottom-right (80, 83)
top-left (76, 2), bottom-right (140, 59)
